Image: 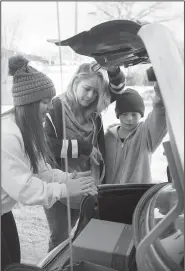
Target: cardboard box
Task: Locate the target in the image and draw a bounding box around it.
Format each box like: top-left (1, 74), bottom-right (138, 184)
top-left (63, 261), bottom-right (117, 271)
top-left (72, 219), bottom-right (135, 271)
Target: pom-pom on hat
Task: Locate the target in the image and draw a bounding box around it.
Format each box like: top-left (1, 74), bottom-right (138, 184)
top-left (8, 55), bottom-right (56, 106)
top-left (115, 88), bottom-right (145, 118)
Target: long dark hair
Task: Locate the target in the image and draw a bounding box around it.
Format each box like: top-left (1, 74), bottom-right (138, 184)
top-left (3, 103), bottom-right (54, 174)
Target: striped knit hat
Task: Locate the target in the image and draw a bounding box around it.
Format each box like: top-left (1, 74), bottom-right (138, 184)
top-left (8, 55), bottom-right (56, 106)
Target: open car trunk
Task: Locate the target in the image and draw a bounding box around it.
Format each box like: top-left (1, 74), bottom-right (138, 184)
top-left (47, 20), bottom-right (150, 68)
top-left (39, 183), bottom-right (159, 270)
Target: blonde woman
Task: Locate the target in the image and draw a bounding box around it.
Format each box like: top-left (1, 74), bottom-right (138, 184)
top-left (44, 62), bottom-right (126, 250)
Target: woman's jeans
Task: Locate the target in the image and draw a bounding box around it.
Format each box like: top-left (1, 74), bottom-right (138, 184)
top-left (44, 201), bottom-right (79, 252)
top-left (1, 211), bottom-right (21, 270)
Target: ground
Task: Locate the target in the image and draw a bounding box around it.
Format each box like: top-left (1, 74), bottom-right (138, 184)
top-left (13, 204), bottom-right (49, 265)
top-left (4, 65), bottom-right (168, 265)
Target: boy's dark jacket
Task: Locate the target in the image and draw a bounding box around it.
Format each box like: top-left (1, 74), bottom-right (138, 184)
top-left (44, 68), bottom-right (125, 183)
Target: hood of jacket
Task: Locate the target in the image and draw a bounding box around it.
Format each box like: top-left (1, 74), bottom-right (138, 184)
top-left (106, 122), bottom-right (141, 141)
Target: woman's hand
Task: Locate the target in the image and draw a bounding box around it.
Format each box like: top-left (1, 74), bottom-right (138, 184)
top-left (67, 172), bottom-right (97, 197)
top-left (90, 146), bottom-right (103, 166)
top-left (69, 170), bottom-right (91, 179)
top-left (84, 184), bottom-right (98, 196)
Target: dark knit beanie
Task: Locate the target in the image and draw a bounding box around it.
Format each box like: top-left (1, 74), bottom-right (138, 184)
top-left (8, 55), bottom-right (56, 106)
top-left (115, 88), bottom-right (145, 118)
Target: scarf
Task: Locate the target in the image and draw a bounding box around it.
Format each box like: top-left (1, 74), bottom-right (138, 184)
top-left (59, 94), bottom-right (101, 209)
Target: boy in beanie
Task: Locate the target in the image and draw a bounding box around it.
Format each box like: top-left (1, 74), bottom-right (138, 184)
top-left (105, 84), bottom-right (167, 184)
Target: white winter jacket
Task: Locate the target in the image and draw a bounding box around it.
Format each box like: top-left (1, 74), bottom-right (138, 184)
top-left (1, 113), bottom-right (69, 215)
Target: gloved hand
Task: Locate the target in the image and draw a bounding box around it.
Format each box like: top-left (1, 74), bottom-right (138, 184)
top-left (91, 61), bottom-right (120, 75)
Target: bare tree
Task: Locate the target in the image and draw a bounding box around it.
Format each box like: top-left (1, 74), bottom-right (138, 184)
top-left (88, 2), bottom-right (183, 86)
top-left (90, 2), bottom-right (183, 24)
top-left (2, 17), bottom-right (22, 85)
top-left (1, 15), bottom-right (23, 107)
top-left (2, 19), bottom-right (21, 51)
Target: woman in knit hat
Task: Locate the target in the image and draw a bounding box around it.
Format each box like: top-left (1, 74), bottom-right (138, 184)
top-left (105, 86), bottom-right (167, 185)
top-left (43, 63), bottom-right (126, 251)
top-left (1, 55), bottom-right (97, 270)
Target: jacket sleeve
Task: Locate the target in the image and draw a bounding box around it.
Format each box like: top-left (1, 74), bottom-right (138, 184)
top-left (2, 133), bottom-right (68, 209)
top-left (44, 98), bottom-right (93, 161)
top-left (107, 67), bottom-right (126, 102)
top-left (37, 161), bottom-right (69, 184)
top-left (104, 131), bottom-right (115, 185)
top-left (143, 96), bottom-right (167, 153)
top-left (96, 115), bottom-right (106, 184)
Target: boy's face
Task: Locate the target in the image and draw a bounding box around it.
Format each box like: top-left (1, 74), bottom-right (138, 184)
top-left (119, 112), bottom-right (141, 131)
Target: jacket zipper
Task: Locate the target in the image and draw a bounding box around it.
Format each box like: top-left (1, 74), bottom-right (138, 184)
top-left (117, 127), bottom-right (138, 183)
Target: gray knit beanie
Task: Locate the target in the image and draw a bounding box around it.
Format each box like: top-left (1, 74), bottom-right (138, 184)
top-left (8, 55), bottom-right (56, 106)
top-left (115, 88), bottom-right (145, 118)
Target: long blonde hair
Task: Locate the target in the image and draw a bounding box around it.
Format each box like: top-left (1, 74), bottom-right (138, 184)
top-left (62, 62), bottom-right (111, 117)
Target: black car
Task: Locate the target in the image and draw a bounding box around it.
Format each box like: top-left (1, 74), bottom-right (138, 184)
top-left (35, 20), bottom-right (184, 271)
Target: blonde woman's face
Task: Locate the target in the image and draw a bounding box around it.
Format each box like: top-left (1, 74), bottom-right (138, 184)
top-left (75, 76), bottom-right (101, 107)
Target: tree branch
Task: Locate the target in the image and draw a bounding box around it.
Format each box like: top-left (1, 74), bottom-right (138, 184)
top-left (116, 4), bottom-right (121, 19)
top-left (9, 20), bottom-right (20, 49)
top-left (125, 2), bottom-right (135, 19)
top-left (93, 2), bottom-right (183, 29)
top-left (155, 15), bottom-right (183, 23)
top-left (94, 3), bottom-right (115, 20)
top-left (135, 2), bottom-right (164, 20)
